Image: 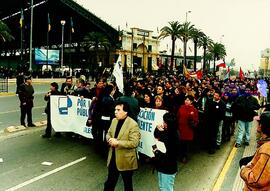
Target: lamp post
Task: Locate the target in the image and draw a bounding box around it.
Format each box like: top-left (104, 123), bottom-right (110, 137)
top-left (185, 10), bottom-right (191, 22)
top-left (29, 0), bottom-right (33, 72)
top-left (60, 20), bottom-right (66, 68)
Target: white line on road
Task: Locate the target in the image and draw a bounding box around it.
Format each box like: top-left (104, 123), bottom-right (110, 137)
top-left (0, 106), bottom-right (45, 115)
top-left (5, 156), bottom-right (87, 191)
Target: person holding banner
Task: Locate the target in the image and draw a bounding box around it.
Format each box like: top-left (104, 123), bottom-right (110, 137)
top-left (104, 101), bottom-right (141, 191)
top-left (152, 112), bottom-right (178, 191)
top-left (42, 82), bottom-right (61, 138)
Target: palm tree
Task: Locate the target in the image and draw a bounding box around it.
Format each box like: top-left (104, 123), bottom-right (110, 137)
top-left (0, 20), bottom-right (14, 43)
top-left (190, 28), bottom-right (205, 71)
top-left (198, 35), bottom-right (213, 73)
top-left (209, 42), bottom-right (226, 75)
top-left (83, 32), bottom-right (111, 70)
top-left (179, 21), bottom-right (195, 68)
top-left (159, 21), bottom-right (181, 70)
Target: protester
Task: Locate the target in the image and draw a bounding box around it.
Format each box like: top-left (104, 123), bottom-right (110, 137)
top-left (152, 112), bottom-right (178, 191)
top-left (117, 84), bottom-right (140, 121)
top-left (177, 95), bottom-right (199, 163)
top-left (60, 76), bottom-right (75, 95)
top-left (240, 111), bottom-right (270, 191)
top-left (42, 82), bottom-right (61, 138)
top-left (104, 101), bottom-right (141, 191)
top-left (204, 90), bottom-right (225, 154)
top-left (232, 88), bottom-right (260, 148)
top-left (17, 75), bottom-right (35, 127)
top-left (99, 84), bottom-right (116, 156)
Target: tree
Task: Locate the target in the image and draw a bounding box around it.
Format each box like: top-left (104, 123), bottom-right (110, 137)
top-left (159, 21), bottom-right (181, 70)
top-left (83, 32), bottom-right (111, 70)
top-left (209, 42), bottom-right (226, 75)
top-left (0, 20), bottom-right (14, 43)
top-left (179, 22), bottom-right (195, 68)
top-left (198, 35), bottom-right (213, 73)
top-left (190, 28), bottom-right (205, 71)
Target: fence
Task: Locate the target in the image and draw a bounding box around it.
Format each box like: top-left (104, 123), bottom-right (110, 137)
top-left (0, 77), bottom-right (8, 92)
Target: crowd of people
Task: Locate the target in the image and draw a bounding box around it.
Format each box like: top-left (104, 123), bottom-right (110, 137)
top-left (16, 70), bottom-right (270, 190)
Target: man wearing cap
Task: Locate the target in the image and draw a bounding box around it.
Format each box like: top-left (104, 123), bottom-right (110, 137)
top-left (240, 111), bottom-right (270, 190)
top-left (17, 76), bottom-right (35, 127)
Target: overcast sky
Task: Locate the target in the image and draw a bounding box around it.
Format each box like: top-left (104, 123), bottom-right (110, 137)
top-left (76, 0), bottom-right (270, 71)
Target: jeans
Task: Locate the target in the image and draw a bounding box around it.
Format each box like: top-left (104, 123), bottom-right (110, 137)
top-left (158, 172), bottom-right (176, 191)
top-left (235, 120), bottom-right (252, 144)
top-left (216, 120), bottom-right (223, 146)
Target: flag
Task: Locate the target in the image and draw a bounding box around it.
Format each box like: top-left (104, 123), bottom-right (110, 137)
top-left (224, 67), bottom-right (230, 80)
top-left (257, 79), bottom-right (268, 98)
top-left (19, 9), bottom-right (24, 29)
top-left (48, 13), bottom-right (51, 32)
top-left (239, 67), bottom-right (245, 80)
top-left (183, 64), bottom-right (190, 78)
top-left (216, 59), bottom-right (226, 68)
top-left (113, 55), bottom-right (124, 93)
top-left (70, 17), bottom-right (74, 33)
top-left (196, 69), bottom-right (203, 80)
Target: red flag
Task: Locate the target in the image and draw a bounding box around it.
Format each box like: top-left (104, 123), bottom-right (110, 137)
top-left (196, 69), bottom-right (203, 80)
top-left (216, 59), bottom-right (226, 68)
top-left (239, 67), bottom-right (245, 80)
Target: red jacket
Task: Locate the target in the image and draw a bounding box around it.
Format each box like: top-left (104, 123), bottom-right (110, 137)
top-left (177, 104), bottom-right (199, 141)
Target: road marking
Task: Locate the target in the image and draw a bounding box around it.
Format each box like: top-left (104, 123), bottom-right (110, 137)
top-left (212, 147), bottom-right (237, 191)
top-left (5, 156), bottom-right (87, 191)
top-left (0, 106), bottom-right (44, 115)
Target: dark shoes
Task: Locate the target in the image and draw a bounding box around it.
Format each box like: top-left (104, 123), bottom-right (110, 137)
top-left (235, 143), bottom-right (241, 148)
top-left (21, 123), bottom-right (26, 127)
top-left (28, 124), bottom-right (36, 127)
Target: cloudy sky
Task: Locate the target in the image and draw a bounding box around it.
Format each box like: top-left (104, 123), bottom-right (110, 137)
top-left (76, 0), bottom-right (270, 71)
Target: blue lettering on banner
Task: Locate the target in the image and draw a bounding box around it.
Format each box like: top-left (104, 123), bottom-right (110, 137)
top-left (83, 127), bottom-right (92, 134)
top-left (77, 108), bottom-right (89, 117)
top-left (138, 120), bottom-right (153, 132)
top-left (138, 141), bottom-right (143, 149)
top-left (77, 99), bottom-right (86, 107)
top-left (138, 109), bottom-right (155, 121)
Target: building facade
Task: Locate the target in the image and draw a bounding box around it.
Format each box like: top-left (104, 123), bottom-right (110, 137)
top-left (117, 28), bottom-right (160, 74)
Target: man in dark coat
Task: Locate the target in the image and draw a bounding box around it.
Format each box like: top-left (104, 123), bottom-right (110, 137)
top-left (204, 90), bottom-right (226, 154)
top-left (232, 88), bottom-right (260, 148)
top-left (18, 76), bottom-right (35, 127)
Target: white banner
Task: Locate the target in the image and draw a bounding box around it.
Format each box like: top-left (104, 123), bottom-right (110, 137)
top-left (137, 107), bottom-right (167, 157)
top-left (50, 95), bottom-right (93, 139)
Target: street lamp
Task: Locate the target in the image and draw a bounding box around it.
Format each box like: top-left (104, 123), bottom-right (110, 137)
top-left (60, 20), bottom-right (66, 68)
top-left (185, 10), bottom-right (191, 22)
top-left (29, 0), bottom-right (33, 72)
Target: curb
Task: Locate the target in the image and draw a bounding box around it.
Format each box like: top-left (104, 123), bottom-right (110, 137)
top-left (4, 120), bottom-right (47, 133)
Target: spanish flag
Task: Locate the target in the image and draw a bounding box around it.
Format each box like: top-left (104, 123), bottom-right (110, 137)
top-left (19, 9), bottom-right (24, 29)
top-left (48, 13), bottom-right (51, 32)
top-left (70, 17), bottom-right (74, 33)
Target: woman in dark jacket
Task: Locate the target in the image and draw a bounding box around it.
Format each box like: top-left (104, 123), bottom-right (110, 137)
top-left (153, 112), bottom-right (178, 191)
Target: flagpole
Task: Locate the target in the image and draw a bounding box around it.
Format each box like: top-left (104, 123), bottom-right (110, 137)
top-left (46, 14), bottom-right (49, 71)
top-left (69, 17), bottom-right (72, 76)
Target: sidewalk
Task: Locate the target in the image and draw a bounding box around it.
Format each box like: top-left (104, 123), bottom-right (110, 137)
top-left (231, 121), bottom-right (258, 191)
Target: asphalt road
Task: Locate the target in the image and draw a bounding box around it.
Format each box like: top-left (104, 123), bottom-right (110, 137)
top-left (0, 128), bottom-right (239, 191)
top-left (0, 82), bottom-right (245, 191)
